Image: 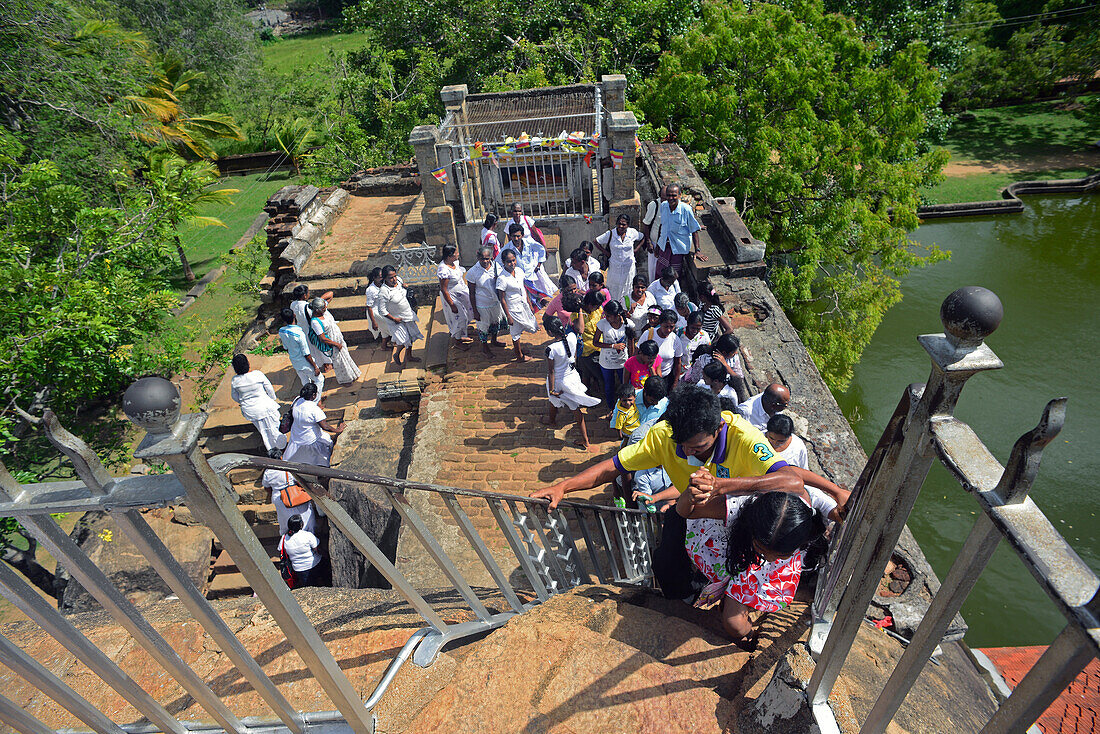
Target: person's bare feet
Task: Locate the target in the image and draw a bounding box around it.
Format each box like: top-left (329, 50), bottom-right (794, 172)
top-left (573, 439), bottom-right (593, 451)
top-left (513, 354), bottom-right (529, 362)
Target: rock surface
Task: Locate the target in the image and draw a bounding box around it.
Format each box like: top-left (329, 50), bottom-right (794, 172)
top-left (59, 509), bottom-right (214, 614)
top-left (327, 415), bottom-right (407, 589)
top-left (2, 584), bottom-right (997, 733)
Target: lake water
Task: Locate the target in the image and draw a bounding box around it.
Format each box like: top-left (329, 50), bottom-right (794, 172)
top-left (834, 194), bottom-right (1100, 649)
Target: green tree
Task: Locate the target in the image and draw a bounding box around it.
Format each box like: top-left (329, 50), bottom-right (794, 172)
top-left (123, 53), bottom-right (245, 159)
top-left (641, 0), bottom-right (949, 388)
top-left (95, 0), bottom-right (261, 112)
top-left (0, 130), bottom-right (189, 469)
top-left (142, 149), bottom-right (239, 281)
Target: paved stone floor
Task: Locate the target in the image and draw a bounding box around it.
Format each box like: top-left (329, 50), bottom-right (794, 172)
top-left (299, 193), bottom-right (418, 279)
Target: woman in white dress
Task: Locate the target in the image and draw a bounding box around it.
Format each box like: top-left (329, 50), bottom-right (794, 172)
top-left (283, 383), bottom-right (345, 468)
top-left (308, 298), bottom-right (360, 385)
top-left (363, 267), bottom-right (391, 347)
top-left (540, 314), bottom-right (600, 450)
top-left (595, 214), bottom-right (645, 305)
top-left (437, 244), bottom-right (473, 348)
top-left (378, 265), bottom-right (423, 366)
top-left (496, 248), bottom-right (538, 362)
top-left (626, 275), bottom-right (656, 333)
top-left (639, 308), bottom-right (686, 392)
top-left (262, 468), bottom-right (317, 535)
top-left (229, 354), bottom-right (288, 455)
top-left (593, 300), bottom-right (633, 410)
top-left (646, 266), bottom-right (682, 311)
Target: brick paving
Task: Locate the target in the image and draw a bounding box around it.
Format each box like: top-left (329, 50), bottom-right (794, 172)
top-left (298, 193), bottom-right (418, 278)
top-left (980, 646), bottom-right (1100, 734)
top-left (409, 325), bottom-right (629, 554)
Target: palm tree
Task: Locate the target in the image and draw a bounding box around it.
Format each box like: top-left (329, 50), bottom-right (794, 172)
top-left (123, 53), bottom-right (244, 160)
top-left (145, 149), bottom-right (239, 282)
top-left (274, 116), bottom-right (320, 175)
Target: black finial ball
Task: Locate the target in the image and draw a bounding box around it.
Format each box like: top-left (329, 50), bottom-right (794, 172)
top-left (123, 376), bottom-right (181, 434)
top-left (940, 287), bottom-right (1002, 345)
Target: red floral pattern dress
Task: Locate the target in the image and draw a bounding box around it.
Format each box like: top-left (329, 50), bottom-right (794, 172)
top-left (684, 492), bottom-right (832, 612)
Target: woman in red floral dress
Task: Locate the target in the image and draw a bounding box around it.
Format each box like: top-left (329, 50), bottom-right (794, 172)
top-left (679, 489), bottom-right (834, 650)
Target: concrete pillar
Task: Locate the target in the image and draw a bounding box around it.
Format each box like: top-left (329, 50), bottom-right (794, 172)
top-left (409, 124), bottom-right (445, 208)
top-left (601, 75), bottom-right (627, 113)
top-left (423, 205), bottom-right (458, 251)
top-left (409, 124), bottom-right (458, 249)
top-left (440, 84), bottom-right (469, 116)
top-left (607, 111), bottom-right (640, 202)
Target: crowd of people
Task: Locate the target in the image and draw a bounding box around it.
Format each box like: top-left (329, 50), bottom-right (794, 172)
top-left (230, 185), bottom-right (850, 634)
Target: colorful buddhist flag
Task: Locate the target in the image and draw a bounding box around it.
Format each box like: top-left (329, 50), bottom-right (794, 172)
top-left (587, 133), bottom-right (600, 150)
top-left (584, 214), bottom-right (593, 223)
top-left (430, 166), bottom-right (449, 185)
top-left (515, 138), bottom-right (531, 150)
top-left (567, 131), bottom-right (584, 146)
top-left (634, 135), bottom-right (642, 154)
top-left (471, 141), bottom-right (484, 159)
top-left (610, 149), bottom-right (624, 169)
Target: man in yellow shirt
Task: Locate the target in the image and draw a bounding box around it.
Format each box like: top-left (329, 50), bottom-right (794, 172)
top-left (533, 383), bottom-right (842, 600)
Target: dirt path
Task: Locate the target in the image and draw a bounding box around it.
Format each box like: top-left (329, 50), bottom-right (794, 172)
top-left (943, 149), bottom-right (1100, 176)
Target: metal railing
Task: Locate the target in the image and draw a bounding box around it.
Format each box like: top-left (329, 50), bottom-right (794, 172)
top-left (0, 379), bottom-right (655, 734)
top-left (807, 287), bottom-right (1098, 734)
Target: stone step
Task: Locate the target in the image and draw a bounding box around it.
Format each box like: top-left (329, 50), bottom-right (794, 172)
top-left (200, 431), bottom-right (266, 456)
top-left (337, 317), bottom-right (382, 346)
top-left (283, 275), bottom-right (367, 299)
top-left (325, 294), bottom-right (367, 322)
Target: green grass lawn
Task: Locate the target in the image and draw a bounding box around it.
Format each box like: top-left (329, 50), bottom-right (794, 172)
top-left (261, 30), bottom-right (375, 79)
top-left (922, 168), bottom-right (1093, 205)
top-left (938, 97), bottom-right (1099, 166)
top-left (171, 170), bottom-right (299, 291)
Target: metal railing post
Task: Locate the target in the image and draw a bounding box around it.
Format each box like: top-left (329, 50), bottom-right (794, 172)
top-left (861, 399), bottom-right (1067, 733)
top-left (124, 377), bottom-right (376, 733)
top-left (807, 287), bottom-right (1005, 712)
top-left (981, 624), bottom-right (1094, 733)
top-left (0, 630), bottom-right (125, 734)
top-left (38, 411), bottom-right (304, 734)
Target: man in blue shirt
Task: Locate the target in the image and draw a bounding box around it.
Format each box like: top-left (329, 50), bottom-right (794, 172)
top-left (655, 182), bottom-right (706, 275)
top-left (278, 308), bottom-right (323, 392)
top-left (635, 376), bottom-right (669, 428)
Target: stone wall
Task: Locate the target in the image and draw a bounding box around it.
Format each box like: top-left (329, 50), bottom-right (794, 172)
top-left (258, 184), bottom-right (351, 303)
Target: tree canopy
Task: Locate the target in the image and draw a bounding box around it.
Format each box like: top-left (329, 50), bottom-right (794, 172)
top-left (640, 0), bottom-right (949, 387)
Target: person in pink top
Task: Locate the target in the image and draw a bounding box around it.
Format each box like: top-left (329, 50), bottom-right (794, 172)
top-left (545, 275), bottom-right (580, 325)
top-left (587, 271), bottom-right (611, 307)
top-left (623, 339), bottom-right (662, 388)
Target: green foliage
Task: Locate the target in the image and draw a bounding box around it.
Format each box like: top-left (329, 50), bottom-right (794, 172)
top-left (96, 0), bottom-right (262, 112)
top-left (222, 233), bottom-right (270, 296)
top-left (0, 135), bottom-right (191, 464)
top-left (640, 0), bottom-right (949, 388)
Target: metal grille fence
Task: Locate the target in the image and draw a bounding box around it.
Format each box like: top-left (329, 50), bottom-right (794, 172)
top-left (807, 287), bottom-right (1098, 734)
top-left (0, 382), bottom-right (655, 734)
top-left (438, 85), bottom-right (603, 222)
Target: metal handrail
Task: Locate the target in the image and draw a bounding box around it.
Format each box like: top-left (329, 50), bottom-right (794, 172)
top-left (805, 289), bottom-right (1098, 734)
top-left (0, 391), bottom-right (655, 734)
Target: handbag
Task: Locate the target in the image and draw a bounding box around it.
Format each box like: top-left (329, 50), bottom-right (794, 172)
top-left (278, 407), bottom-right (293, 434)
top-left (307, 317), bottom-right (334, 356)
top-left (406, 288), bottom-right (418, 311)
top-left (279, 472), bottom-right (312, 508)
top-left (278, 537), bottom-right (296, 589)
